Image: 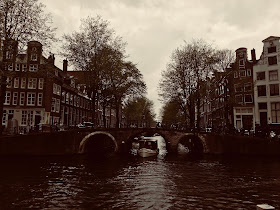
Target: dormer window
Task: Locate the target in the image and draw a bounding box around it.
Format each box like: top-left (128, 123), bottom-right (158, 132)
top-left (239, 59), bottom-right (245, 68)
top-left (32, 47), bottom-right (37, 52)
top-left (29, 64), bottom-right (38, 72)
top-left (31, 53), bottom-right (37, 61)
top-left (268, 46), bottom-right (276, 53)
top-left (8, 64), bottom-right (13, 71)
top-left (6, 51), bottom-right (12, 59)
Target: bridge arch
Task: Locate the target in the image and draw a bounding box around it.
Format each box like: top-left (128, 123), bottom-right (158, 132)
top-left (79, 131), bottom-right (118, 154)
top-left (177, 134), bottom-right (204, 154)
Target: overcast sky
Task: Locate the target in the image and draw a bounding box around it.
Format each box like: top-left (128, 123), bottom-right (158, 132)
top-left (42, 0), bottom-right (280, 120)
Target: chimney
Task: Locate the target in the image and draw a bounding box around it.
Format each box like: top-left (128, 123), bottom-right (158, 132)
top-left (63, 59), bottom-right (68, 72)
top-left (251, 48), bottom-right (256, 64)
top-left (48, 53), bottom-right (55, 65)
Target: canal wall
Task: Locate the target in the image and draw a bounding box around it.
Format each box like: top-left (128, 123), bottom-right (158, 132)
top-left (204, 133), bottom-right (280, 156)
top-left (0, 131), bottom-right (83, 156)
top-left (1, 131), bottom-right (280, 156)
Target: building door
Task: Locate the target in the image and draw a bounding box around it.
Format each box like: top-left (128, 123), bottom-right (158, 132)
top-left (260, 112), bottom-right (267, 127)
top-left (242, 115), bottom-right (253, 130)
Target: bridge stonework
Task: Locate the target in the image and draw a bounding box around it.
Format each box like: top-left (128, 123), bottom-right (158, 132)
top-left (78, 128), bottom-right (200, 154)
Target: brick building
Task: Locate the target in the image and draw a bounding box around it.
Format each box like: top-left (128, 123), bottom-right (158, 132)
top-left (0, 40), bottom-right (93, 133)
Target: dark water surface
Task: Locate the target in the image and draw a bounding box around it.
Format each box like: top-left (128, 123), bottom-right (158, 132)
top-left (0, 137), bottom-right (280, 209)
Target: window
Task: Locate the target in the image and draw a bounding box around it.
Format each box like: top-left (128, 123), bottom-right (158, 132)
top-left (62, 91), bottom-right (65, 103)
top-left (21, 78), bottom-right (26, 89)
top-left (235, 84), bottom-right (243, 92)
top-left (234, 71), bottom-right (238, 78)
top-left (29, 64), bottom-right (38, 71)
top-left (269, 70), bottom-right (278, 81)
top-left (268, 46), bottom-right (276, 53)
top-left (57, 85), bottom-right (61, 95)
top-left (22, 64), bottom-right (27, 72)
top-left (51, 98), bottom-right (56, 112)
top-left (38, 78), bottom-right (44, 89)
top-left (6, 77), bottom-right (12, 88)
top-left (12, 92), bottom-right (18, 105)
top-left (27, 93), bottom-right (36, 106)
top-left (28, 78), bottom-right (37, 89)
top-left (13, 77), bottom-right (19, 88)
top-left (53, 83), bottom-right (57, 94)
top-left (235, 94), bottom-right (243, 104)
top-left (56, 99), bottom-right (60, 113)
top-left (8, 64), bottom-right (13, 71)
top-left (239, 59), bottom-right (245, 68)
top-left (6, 51), bottom-right (12, 59)
top-left (2, 110), bottom-right (7, 124)
top-left (270, 84), bottom-right (279, 96)
top-left (268, 56), bottom-right (277, 65)
top-left (70, 94), bottom-right (73, 105)
top-left (271, 102), bottom-right (280, 123)
top-left (66, 93), bottom-right (69, 103)
top-left (258, 103), bottom-right (267, 110)
top-left (247, 69), bottom-right (251, 76)
top-left (16, 64), bottom-right (20, 71)
top-left (240, 70), bottom-right (246, 77)
top-left (4, 92), bottom-right (11, 105)
top-left (20, 92), bottom-right (25, 105)
top-left (21, 111), bottom-right (27, 125)
top-left (257, 85), bottom-right (266, 97)
top-left (244, 83), bottom-right (252, 92)
top-left (257, 72), bottom-right (265, 80)
top-left (31, 53), bottom-right (37, 61)
top-left (32, 47), bottom-right (37, 52)
top-left (244, 94), bottom-right (253, 103)
top-left (37, 93), bottom-right (43, 106)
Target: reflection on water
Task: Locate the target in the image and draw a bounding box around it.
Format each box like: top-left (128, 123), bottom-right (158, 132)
top-left (0, 136), bottom-right (280, 209)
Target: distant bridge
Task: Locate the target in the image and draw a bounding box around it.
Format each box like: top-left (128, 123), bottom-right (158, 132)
top-left (77, 128), bottom-right (208, 155)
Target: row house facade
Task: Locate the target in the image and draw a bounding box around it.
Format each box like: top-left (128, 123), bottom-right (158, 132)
top-left (253, 36), bottom-right (280, 132)
top-left (0, 39), bottom-right (93, 133)
top-left (200, 36), bottom-right (280, 133)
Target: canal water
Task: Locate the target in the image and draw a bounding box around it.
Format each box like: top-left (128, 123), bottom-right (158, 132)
top-left (0, 136), bottom-right (280, 209)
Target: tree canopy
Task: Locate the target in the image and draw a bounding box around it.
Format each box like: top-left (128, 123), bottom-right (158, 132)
top-left (0, 0), bottom-right (57, 51)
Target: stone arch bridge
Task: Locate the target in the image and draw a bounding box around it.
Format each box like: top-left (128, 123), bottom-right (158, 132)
top-left (77, 128), bottom-right (208, 154)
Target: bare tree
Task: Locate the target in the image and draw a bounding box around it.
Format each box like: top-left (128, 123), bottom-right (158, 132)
top-left (62, 15), bottom-right (126, 125)
top-left (159, 39), bottom-right (219, 130)
top-left (0, 0), bottom-right (57, 51)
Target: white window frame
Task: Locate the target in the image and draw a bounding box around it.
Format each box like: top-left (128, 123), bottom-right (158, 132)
top-left (22, 64), bottom-right (27, 72)
top-left (29, 64), bottom-right (38, 72)
top-left (28, 78), bottom-right (37, 89)
top-left (37, 93), bottom-right (43, 106)
top-left (12, 92), bottom-right (18, 105)
top-left (16, 64), bottom-right (20, 71)
top-left (7, 77), bottom-right (12, 88)
top-left (38, 78), bottom-right (44, 90)
top-left (21, 78), bottom-right (26, 89)
top-left (27, 92), bottom-right (36, 106)
top-left (20, 92), bottom-right (25, 106)
top-left (56, 98), bottom-right (60, 113)
top-left (8, 64), bottom-right (13, 71)
top-left (14, 77), bottom-right (19, 88)
top-left (4, 91), bottom-right (11, 105)
top-left (31, 53), bottom-right (37, 61)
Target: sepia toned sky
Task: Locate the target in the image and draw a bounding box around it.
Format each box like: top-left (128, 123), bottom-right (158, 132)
top-left (41, 0), bottom-right (280, 120)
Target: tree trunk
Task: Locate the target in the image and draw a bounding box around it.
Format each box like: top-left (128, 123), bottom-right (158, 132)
top-left (102, 104), bottom-right (106, 128)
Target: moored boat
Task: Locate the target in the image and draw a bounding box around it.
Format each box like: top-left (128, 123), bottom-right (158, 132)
top-left (137, 139), bottom-right (159, 158)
